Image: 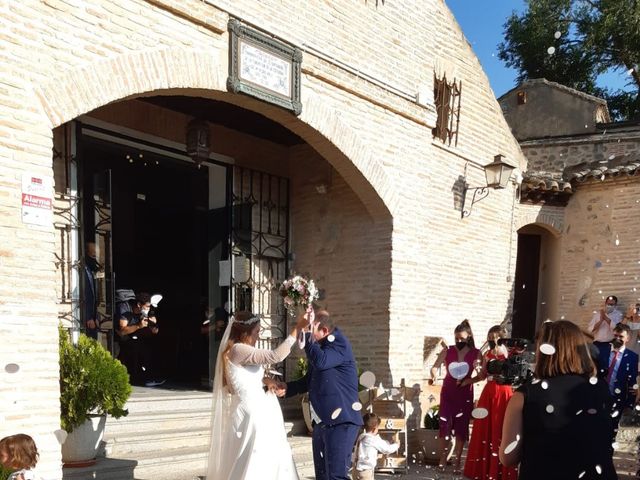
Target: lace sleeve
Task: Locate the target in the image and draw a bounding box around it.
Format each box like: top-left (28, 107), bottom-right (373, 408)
top-left (228, 336), bottom-right (296, 366)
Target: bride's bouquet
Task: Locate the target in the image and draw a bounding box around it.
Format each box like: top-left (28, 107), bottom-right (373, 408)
top-left (279, 275), bottom-right (319, 316)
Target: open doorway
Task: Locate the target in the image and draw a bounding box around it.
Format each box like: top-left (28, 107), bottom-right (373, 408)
top-left (512, 224), bottom-right (560, 341)
top-left (79, 128), bottom-right (228, 387)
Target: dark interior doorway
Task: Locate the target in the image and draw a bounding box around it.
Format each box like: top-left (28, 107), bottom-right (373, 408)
top-left (512, 233), bottom-right (541, 342)
top-left (80, 133), bottom-right (222, 387)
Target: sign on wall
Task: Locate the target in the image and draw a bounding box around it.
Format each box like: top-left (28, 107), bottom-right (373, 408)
top-left (21, 173), bottom-right (53, 227)
top-left (227, 19), bottom-right (302, 115)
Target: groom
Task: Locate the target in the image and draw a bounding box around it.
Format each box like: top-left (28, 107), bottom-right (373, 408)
top-left (282, 309), bottom-right (363, 480)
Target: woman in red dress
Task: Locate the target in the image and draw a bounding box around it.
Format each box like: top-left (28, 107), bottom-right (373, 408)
top-left (463, 325), bottom-right (518, 480)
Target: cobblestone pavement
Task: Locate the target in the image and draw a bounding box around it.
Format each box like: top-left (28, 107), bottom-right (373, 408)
top-left (297, 447), bottom-right (637, 480)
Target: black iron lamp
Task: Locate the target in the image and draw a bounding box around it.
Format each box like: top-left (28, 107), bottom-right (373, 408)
top-left (186, 119), bottom-right (211, 168)
top-left (461, 154), bottom-right (516, 218)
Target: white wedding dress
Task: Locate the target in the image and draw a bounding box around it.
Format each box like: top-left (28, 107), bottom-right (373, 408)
top-left (207, 328), bottom-right (299, 480)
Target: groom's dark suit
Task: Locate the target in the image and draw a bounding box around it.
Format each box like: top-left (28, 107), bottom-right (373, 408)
top-left (286, 327), bottom-right (363, 480)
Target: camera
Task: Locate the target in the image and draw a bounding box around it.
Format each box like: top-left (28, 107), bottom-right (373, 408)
top-left (485, 338), bottom-right (535, 387)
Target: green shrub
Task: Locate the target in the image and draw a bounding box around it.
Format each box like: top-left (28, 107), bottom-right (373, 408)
top-left (59, 326), bottom-right (132, 432)
top-left (424, 405), bottom-right (440, 429)
top-left (0, 465), bottom-right (14, 480)
top-left (293, 357), bottom-right (308, 380)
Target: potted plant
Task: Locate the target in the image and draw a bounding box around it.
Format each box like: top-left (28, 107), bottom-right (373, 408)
top-left (407, 405), bottom-right (454, 464)
top-left (59, 326), bottom-right (131, 465)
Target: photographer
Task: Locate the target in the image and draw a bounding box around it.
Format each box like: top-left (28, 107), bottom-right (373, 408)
top-left (117, 291), bottom-right (164, 387)
top-left (499, 320), bottom-right (616, 480)
top-left (464, 326), bottom-right (518, 480)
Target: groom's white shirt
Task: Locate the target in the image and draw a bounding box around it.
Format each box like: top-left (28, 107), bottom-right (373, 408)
top-left (310, 402), bottom-right (321, 424)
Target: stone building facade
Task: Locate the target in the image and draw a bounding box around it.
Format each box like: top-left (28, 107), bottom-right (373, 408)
top-left (1, 0), bottom-right (526, 476)
top-left (501, 79), bottom-right (640, 339)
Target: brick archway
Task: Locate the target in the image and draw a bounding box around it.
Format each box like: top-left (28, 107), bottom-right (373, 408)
top-left (34, 47), bottom-right (396, 220)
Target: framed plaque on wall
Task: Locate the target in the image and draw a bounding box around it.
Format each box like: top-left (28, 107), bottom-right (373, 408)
top-left (227, 19), bottom-right (302, 115)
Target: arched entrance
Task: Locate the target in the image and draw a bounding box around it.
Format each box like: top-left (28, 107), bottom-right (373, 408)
top-left (512, 223), bottom-right (561, 340)
top-left (42, 48), bottom-right (395, 387)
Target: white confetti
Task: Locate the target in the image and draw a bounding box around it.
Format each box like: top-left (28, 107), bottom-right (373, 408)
top-left (614, 388), bottom-right (621, 394)
top-left (547, 46), bottom-right (556, 55)
top-left (579, 472), bottom-right (586, 479)
top-left (504, 439), bottom-right (519, 454)
top-left (576, 410), bottom-right (583, 415)
top-left (541, 381), bottom-right (549, 390)
top-left (448, 362), bottom-right (470, 380)
top-left (589, 377), bottom-right (598, 385)
top-left (331, 408), bottom-right (342, 420)
top-left (352, 402), bottom-right (362, 411)
top-left (236, 431), bottom-right (242, 438)
top-left (554, 30), bottom-right (562, 39)
top-left (546, 404), bottom-right (555, 414)
top-left (455, 412), bottom-right (463, 418)
top-left (359, 371), bottom-right (376, 389)
top-left (472, 408), bottom-right (489, 419)
top-left (587, 408), bottom-right (597, 414)
top-left (327, 334), bottom-right (335, 343)
top-left (539, 343), bottom-right (556, 355)
top-left (596, 465), bottom-right (602, 474)
top-left (611, 410), bottom-right (619, 418)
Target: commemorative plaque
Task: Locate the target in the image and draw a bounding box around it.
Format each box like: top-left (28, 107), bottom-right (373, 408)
top-left (227, 19), bottom-right (302, 115)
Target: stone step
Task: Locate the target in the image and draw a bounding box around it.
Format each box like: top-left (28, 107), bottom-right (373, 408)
top-left (123, 388), bottom-right (213, 414)
top-left (106, 409), bottom-right (212, 436)
top-left (105, 427), bottom-right (211, 456)
top-left (63, 435), bottom-right (314, 480)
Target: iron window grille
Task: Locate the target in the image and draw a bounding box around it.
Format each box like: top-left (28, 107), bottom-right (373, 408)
top-left (432, 73), bottom-right (462, 147)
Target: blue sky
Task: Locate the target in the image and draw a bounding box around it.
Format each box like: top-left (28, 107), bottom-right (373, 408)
top-left (445, 0), bottom-right (630, 97)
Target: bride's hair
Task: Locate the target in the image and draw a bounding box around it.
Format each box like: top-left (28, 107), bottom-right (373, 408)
top-left (221, 311), bottom-right (259, 388)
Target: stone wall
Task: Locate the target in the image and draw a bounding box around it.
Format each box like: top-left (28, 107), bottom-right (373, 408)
top-left (521, 130), bottom-right (640, 174)
top-left (556, 178), bottom-right (640, 329)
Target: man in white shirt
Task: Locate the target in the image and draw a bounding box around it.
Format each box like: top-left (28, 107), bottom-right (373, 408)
top-left (353, 413), bottom-right (399, 480)
top-left (588, 295), bottom-right (623, 344)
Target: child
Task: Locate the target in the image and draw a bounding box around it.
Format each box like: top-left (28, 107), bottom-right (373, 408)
top-left (352, 413), bottom-right (400, 480)
top-left (0, 434), bottom-right (38, 480)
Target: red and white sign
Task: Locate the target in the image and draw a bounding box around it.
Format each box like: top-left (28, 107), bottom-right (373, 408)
top-left (21, 173), bottom-right (53, 226)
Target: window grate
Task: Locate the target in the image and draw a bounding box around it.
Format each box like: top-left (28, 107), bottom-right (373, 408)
top-left (432, 73), bottom-right (462, 146)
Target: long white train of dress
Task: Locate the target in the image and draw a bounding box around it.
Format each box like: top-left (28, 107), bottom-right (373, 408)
top-left (211, 362), bottom-right (299, 480)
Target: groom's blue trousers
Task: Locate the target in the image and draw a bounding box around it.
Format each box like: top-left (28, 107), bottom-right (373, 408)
top-left (312, 422), bottom-right (361, 480)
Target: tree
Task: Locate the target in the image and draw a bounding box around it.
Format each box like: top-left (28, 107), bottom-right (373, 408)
top-left (498, 0), bottom-right (640, 120)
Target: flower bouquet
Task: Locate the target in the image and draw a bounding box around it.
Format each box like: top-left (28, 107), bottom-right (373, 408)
top-left (280, 275), bottom-right (319, 348)
top-left (279, 275), bottom-right (319, 316)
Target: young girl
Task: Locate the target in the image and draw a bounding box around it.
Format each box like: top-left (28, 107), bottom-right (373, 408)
top-left (0, 434), bottom-right (39, 480)
top-left (464, 325), bottom-right (518, 480)
top-left (430, 319), bottom-right (482, 473)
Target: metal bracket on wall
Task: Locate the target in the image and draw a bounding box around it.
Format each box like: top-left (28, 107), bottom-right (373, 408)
top-left (461, 183), bottom-right (490, 218)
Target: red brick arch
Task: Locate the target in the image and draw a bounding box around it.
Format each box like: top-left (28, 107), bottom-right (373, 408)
top-left (33, 47), bottom-right (396, 220)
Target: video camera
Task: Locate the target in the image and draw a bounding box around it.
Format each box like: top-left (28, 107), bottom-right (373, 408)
top-left (485, 338), bottom-right (535, 387)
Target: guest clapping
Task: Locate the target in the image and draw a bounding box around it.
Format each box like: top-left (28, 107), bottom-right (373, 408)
top-left (464, 325), bottom-right (517, 480)
top-left (429, 319), bottom-right (481, 473)
top-left (500, 320), bottom-right (616, 480)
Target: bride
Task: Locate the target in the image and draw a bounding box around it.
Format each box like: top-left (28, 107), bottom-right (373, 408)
top-left (207, 310), bottom-right (308, 479)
